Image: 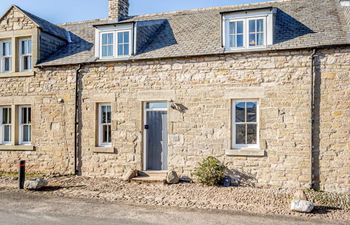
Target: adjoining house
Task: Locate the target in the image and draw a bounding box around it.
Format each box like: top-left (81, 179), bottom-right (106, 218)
top-left (0, 0), bottom-right (349, 192)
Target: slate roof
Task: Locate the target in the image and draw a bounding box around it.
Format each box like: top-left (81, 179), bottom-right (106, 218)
top-left (37, 0), bottom-right (350, 66)
top-left (10, 6), bottom-right (69, 41)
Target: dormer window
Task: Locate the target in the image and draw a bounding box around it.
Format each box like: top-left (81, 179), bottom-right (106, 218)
top-left (223, 8), bottom-right (275, 51)
top-left (95, 24), bottom-right (133, 59)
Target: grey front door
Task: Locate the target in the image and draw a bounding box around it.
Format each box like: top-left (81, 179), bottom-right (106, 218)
top-left (145, 102), bottom-right (168, 171)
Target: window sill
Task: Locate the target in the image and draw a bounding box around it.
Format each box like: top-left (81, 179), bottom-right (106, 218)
top-left (0, 71), bottom-right (34, 78)
top-left (0, 145), bottom-right (35, 151)
top-left (225, 148), bottom-right (265, 157)
top-left (94, 147), bottom-right (115, 154)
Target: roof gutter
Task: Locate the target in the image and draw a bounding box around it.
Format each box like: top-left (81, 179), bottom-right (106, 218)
top-left (35, 43), bottom-right (350, 69)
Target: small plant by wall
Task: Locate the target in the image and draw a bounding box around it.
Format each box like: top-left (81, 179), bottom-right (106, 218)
top-left (193, 156), bottom-right (225, 186)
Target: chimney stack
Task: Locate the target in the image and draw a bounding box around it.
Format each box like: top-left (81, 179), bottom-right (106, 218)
top-left (108, 0), bottom-right (129, 21)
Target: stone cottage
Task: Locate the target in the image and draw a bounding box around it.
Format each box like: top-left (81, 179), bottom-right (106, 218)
top-left (0, 0), bottom-right (349, 192)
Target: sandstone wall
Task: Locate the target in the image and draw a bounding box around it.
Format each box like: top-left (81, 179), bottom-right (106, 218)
top-left (78, 50), bottom-right (313, 189)
top-left (0, 7), bottom-right (36, 32)
top-left (316, 47), bottom-right (350, 193)
top-left (0, 47), bottom-right (348, 192)
top-left (0, 67), bottom-right (77, 175)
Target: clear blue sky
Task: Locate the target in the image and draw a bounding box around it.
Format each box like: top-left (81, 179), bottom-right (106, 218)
top-left (0, 0), bottom-right (269, 24)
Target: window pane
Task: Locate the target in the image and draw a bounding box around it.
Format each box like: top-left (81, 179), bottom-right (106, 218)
top-left (106, 106), bottom-right (111, 123)
top-left (28, 40), bottom-right (32, 53)
top-left (124, 44), bottom-right (129, 55)
top-left (229, 35), bottom-right (235, 48)
top-left (22, 108), bottom-right (27, 124)
top-left (257, 19), bottom-right (264, 32)
top-left (146, 102), bottom-right (167, 110)
top-left (4, 125), bottom-right (10, 142)
top-left (28, 108), bottom-right (31, 123)
top-left (101, 106), bottom-right (107, 123)
top-left (23, 125), bottom-right (29, 142)
top-left (247, 124), bottom-right (257, 144)
top-left (249, 20), bottom-right (256, 33)
top-left (124, 32), bottom-right (129, 43)
top-left (249, 34), bottom-right (256, 47)
top-left (102, 125), bottom-right (111, 143)
top-left (235, 102), bottom-right (245, 122)
top-left (102, 46), bottom-right (108, 57)
top-left (257, 33), bottom-right (264, 46)
top-left (237, 21), bottom-right (243, 34)
top-left (247, 102), bottom-right (257, 122)
top-left (237, 34), bottom-right (244, 47)
top-left (118, 32), bottom-right (123, 43)
top-left (4, 58), bottom-right (10, 71)
top-left (229, 22), bottom-right (235, 35)
top-left (2, 108), bottom-right (8, 124)
top-left (118, 44), bottom-right (123, 56)
top-left (236, 124), bottom-right (246, 144)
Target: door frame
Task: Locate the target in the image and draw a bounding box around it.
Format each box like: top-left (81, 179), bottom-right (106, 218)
top-left (143, 101), bottom-right (169, 171)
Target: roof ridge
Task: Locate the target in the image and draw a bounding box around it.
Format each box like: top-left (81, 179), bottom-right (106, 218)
top-left (58, 18), bottom-right (108, 26)
top-left (126, 0), bottom-right (290, 19)
top-left (57, 0), bottom-right (290, 27)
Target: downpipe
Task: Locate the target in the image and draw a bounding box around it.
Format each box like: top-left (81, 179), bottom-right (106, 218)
top-left (74, 64), bottom-right (83, 175)
top-left (310, 49), bottom-right (317, 190)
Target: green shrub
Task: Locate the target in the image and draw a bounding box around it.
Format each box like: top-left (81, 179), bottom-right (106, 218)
top-left (193, 156), bottom-right (226, 186)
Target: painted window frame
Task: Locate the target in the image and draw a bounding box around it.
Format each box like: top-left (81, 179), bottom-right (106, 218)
top-left (100, 32), bottom-right (115, 59)
top-left (95, 23), bottom-right (136, 60)
top-left (98, 103), bottom-right (112, 147)
top-left (0, 106), bottom-right (12, 145)
top-left (19, 38), bottom-right (32, 72)
top-left (227, 19), bottom-right (245, 49)
top-left (232, 99), bottom-right (260, 149)
top-left (19, 106), bottom-right (31, 145)
top-left (97, 28), bottom-right (132, 59)
top-left (116, 30), bottom-right (131, 57)
top-left (247, 17), bottom-right (266, 48)
top-left (0, 40), bottom-right (12, 73)
top-left (225, 17), bottom-right (267, 50)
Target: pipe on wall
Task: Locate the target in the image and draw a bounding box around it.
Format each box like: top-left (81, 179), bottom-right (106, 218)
top-left (74, 64), bottom-right (83, 175)
top-left (310, 49), bottom-right (317, 189)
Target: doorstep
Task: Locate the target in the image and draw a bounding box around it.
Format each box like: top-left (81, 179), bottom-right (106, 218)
top-left (131, 170), bottom-right (167, 183)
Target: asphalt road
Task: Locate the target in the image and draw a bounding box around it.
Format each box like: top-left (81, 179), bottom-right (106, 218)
top-left (0, 190), bottom-right (346, 225)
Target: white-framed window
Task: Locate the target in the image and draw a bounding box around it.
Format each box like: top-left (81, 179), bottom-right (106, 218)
top-left (98, 104), bottom-right (112, 147)
top-left (100, 32), bottom-right (114, 58)
top-left (223, 9), bottom-right (275, 50)
top-left (232, 100), bottom-right (259, 149)
top-left (19, 38), bottom-right (32, 72)
top-left (228, 20), bottom-right (244, 48)
top-left (0, 107), bottom-right (12, 144)
top-left (19, 106), bottom-right (31, 145)
top-left (95, 24), bottom-right (133, 59)
top-left (117, 31), bottom-right (130, 57)
top-left (248, 18), bottom-right (265, 47)
top-left (0, 40), bottom-right (12, 73)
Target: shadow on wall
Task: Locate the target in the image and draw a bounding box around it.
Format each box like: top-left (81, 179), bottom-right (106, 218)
top-left (225, 168), bottom-right (258, 187)
top-left (274, 9), bottom-right (314, 44)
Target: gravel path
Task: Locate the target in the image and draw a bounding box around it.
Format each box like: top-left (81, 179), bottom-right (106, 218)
top-left (0, 176), bottom-right (349, 223)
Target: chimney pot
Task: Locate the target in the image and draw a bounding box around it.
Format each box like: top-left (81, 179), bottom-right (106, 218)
top-left (108, 0), bottom-right (129, 21)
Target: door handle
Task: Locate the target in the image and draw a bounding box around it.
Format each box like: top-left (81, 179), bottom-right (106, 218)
top-left (144, 125), bottom-right (149, 130)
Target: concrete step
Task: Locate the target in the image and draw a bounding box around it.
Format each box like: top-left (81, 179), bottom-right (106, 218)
top-left (131, 171), bottom-right (167, 183)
